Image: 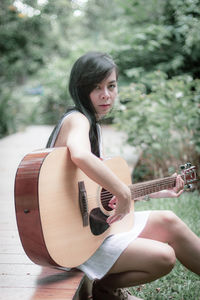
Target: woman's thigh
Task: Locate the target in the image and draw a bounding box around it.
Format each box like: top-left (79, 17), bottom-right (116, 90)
top-left (108, 237), bottom-right (176, 275)
top-left (139, 210), bottom-right (186, 243)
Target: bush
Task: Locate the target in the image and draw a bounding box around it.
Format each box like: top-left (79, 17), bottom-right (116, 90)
top-left (115, 72), bottom-right (200, 181)
top-left (33, 57), bottom-right (73, 125)
top-left (0, 86), bottom-right (23, 138)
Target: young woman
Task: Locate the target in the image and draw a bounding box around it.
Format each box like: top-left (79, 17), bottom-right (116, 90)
top-left (47, 52), bottom-right (200, 300)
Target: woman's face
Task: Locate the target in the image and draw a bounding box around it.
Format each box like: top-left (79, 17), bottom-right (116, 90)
top-left (89, 69), bottom-right (118, 119)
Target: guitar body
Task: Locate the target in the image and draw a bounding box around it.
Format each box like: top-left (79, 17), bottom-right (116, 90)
top-left (15, 147), bottom-right (134, 268)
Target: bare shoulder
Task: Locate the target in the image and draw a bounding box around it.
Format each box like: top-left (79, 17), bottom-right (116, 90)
top-left (65, 111), bottom-right (90, 129)
top-left (54, 111), bottom-right (89, 147)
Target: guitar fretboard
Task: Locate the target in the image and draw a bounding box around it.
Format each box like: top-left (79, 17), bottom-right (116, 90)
top-left (130, 176), bottom-right (179, 199)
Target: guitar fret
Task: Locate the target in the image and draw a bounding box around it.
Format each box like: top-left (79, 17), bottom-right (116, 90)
top-left (130, 176), bottom-right (176, 199)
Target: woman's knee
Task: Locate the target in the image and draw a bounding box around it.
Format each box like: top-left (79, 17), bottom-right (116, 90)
top-left (140, 210), bottom-right (183, 243)
top-left (157, 244), bottom-right (176, 271)
top-left (143, 242), bottom-right (176, 277)
top-left (159, 210), bottom-right (183, 234)
top-left (149, 210), bottom-right (182, 233)
top-left (160, 210), bottom-right (179, 224)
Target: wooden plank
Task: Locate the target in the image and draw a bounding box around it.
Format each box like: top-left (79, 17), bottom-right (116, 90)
top-left (0, 244), bottom-right (24, 254)
top-left (0, 253), bottom-right (32, 264)
top-left (0, 287), bottom-right (76, 300)
top-left (0, 268), bottom-right (84, 300)
top-left (0, 223), bottom-right (18, 231)
top-left (0, 231), bottom-right (19, 238)
top-left (0, 271), bottom-right (84, 289)
top-left (0, 288), bottom-right (35, 300)
top-left (0, 236), bottom-right (21, 244)
top-left (0, 264), bottom-right (42, 276)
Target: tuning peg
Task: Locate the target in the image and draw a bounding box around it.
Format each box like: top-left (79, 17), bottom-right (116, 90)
top-left (180, 165), bottom-right (185, 170)
top-left (186, 162), bottom-right (192, 168)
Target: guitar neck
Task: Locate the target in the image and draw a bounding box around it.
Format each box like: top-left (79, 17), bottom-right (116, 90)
top-left (130, 175), bottom-right (181, 199)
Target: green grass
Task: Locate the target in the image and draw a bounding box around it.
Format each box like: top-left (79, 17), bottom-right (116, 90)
top-left (130, 191), bottom-right (200, 300)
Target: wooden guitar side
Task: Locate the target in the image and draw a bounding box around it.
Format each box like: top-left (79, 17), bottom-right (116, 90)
top-left (15, 147), bottom-right (134, 268)
top-left (14, 148), bottom-right (60, 267)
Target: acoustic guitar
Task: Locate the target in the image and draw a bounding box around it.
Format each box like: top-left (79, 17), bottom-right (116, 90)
top-left (14, 147), bottom-right (197, 268)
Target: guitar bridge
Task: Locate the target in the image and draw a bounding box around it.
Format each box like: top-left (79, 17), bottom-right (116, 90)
top-left (78, 181), bottom-right (89, 227)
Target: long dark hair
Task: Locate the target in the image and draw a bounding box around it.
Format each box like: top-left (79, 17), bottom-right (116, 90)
top-left (68, 51), bottom-right (118, 156)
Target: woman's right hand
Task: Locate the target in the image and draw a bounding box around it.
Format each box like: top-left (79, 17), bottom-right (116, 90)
top-left (106, 186), bottom-right (131, 225)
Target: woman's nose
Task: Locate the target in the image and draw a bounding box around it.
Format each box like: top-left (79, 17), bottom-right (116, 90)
top-left (101, 88), bottom-right (109, 100)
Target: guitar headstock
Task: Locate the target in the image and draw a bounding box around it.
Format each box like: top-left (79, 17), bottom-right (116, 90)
top-left (180, 162), bottom-right (198, 185)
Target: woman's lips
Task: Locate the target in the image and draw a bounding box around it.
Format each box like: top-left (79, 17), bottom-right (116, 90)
top-left (99, 104), bottom-right (110, 108)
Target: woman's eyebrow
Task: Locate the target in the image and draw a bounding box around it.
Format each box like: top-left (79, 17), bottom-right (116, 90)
top-left (108, 80), bottom-right (117, 84)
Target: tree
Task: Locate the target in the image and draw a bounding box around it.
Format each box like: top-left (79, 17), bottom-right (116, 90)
top-left (111, 0), bottom-right (200, 79)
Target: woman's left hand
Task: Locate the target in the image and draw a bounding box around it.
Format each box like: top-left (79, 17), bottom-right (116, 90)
top-left (150, 174), bottom-right (185, 199)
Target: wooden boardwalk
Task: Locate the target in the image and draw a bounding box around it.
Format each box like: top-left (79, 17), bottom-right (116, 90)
top-left (0, 127), bottom-right (89, 300)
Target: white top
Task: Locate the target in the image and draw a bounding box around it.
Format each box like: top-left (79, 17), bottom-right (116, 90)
top-left (47, 110), bottom-right (151, 280)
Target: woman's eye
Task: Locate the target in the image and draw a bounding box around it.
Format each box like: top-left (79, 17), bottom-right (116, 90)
top-left (109, 84), bottom-right (116, 90)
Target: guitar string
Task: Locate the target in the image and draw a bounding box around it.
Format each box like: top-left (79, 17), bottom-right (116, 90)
top-left (84, 176), bottom-right (181, 204)
top-left (82, 174), bottom-right (184, 200)
top-left (80, 172), bottom-right (190, 205)
top-left (99, 177), bottom-right (176, 196)
top-left (85, 178), bottom-right (176, 199)
top-left (86, 181), bottom-right (176, 204)
top-left (100, 178), bottom-right (176, 197)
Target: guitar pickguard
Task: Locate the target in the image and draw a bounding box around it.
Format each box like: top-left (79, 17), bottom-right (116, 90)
top-left (89, 208), bottom-right (109, 235)
top-left (89, 187), bottom-right (114, 235)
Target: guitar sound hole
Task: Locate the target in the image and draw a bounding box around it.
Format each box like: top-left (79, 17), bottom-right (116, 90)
top-left (100, 188), bottom-right (113, 211)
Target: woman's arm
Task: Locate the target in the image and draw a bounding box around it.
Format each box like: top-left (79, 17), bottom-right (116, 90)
top-left (55, 112), bottom-right (131, 225)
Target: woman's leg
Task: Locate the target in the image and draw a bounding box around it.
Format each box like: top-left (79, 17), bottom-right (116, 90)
top-left (96, 210), bottom-right (200, 292)
top-left (98, 237), bottom-right (176, 289)
top-left (92, 237), bottom-right (176, 299)
top-left (139, 210), bottom-right (200, 275)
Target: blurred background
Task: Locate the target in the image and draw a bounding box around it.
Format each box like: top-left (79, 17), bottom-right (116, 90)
top-left (1, 1), bottom-right (200, 298)
top-left (0, 0), bottom-right (200, 182)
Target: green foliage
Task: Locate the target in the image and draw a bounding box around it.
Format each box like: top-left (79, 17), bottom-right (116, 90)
top-left (163, 0), bottom-right (200, 76)
top-left (0, 1), bottom-right (51, 84)
top-left (35, 58), bottom-right (73, 124)
top-left (113, 24), bottom-right (174, 77)
top-left (112, 0), bottom-right (200, 78)
top-left (0, 0), bottom-right (75, 134)
top-left (115, 72), bottom-right (200, 180)
top-left (0, 86), bottom-right (23, 137)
